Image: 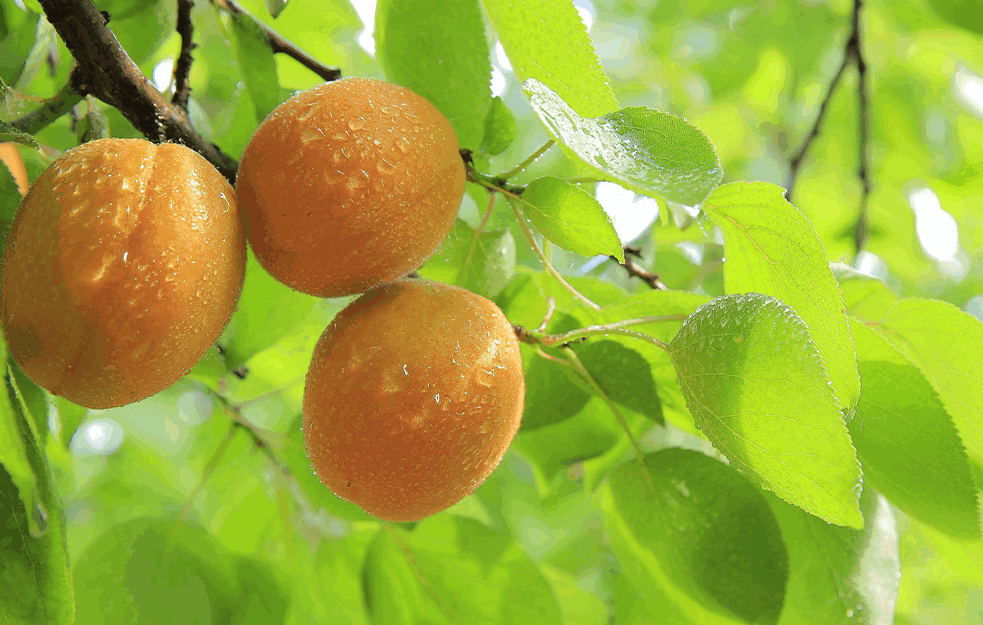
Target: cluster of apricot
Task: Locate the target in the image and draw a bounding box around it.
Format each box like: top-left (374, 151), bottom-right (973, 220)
top-left (0, 78), bottom-right (524, 521)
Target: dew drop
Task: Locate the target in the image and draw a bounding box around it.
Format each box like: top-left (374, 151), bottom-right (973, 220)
top-left (395, 137), bottom-right (411, 154)
top-left (348, 117), bottom-right (366, 131)
top-left (346, 170), bottom-right (370, 194)
top-left (31, 503), bottom-right (48, 537)
top-left (376, 158), bottom-right (397, 175)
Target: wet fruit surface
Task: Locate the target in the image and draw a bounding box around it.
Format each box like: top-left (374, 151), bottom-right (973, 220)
top-left (235, 77), bottom-right (466, 297)
top-left (0, 138), bottom-right (246, 409)
top-left (303, 279), bottom-right (524, 521)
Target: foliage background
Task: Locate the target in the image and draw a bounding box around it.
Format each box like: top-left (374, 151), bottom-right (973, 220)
top-left (2, 0), bottom-right (983, 622)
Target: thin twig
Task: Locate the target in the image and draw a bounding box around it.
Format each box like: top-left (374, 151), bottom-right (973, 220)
top-left (785, 0), bottom-right (871, 255)
top-left (216, 0), bottom-right (341, 83)
top-left (506, 195), bottom-right (601, 311)
top-left (38, 0), bottom-right (238, 182)
top-left (851, 0), bottom-right (871, 254)
top-left (499, 139), bottom-right (554, 180)
top-left (562, 348), bottom-right (654, 494)
top-left (785, 46), bottom-right (851, 202)
top-left (172, 0), bottom-right (196, 109)
top-left (535, 297), bottom-right (556, 333)
top-left (525, 315), bottom-right (684, 349)
top-left (458, 190), bottom-right (496, 286)
top-left (612, 246), bottom-right (666, 290)
top-left (181, 421), bottom-right (239, 517)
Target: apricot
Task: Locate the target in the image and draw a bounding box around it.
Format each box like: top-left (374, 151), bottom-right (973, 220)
top-left (303, 279), bottom-right (524, 521)
top-left (0, 138), bottom-right (246, 409)
top-left (235, 78), bottom-right (465, 298)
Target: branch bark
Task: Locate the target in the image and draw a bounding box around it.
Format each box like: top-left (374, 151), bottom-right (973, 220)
top-left (38, 0), bottom-right (238, 182)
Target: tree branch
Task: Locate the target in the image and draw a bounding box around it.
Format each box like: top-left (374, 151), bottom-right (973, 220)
top-left (172, 0), bottom-right (196, 109)
top-left (38, 0), bottom-right (238, 182)
top-left (785, 0), bottom-right (871, 256)
top-left (216, 0), bottom-right (341, 83)
top-left (851, 0), bottom-right (871, 254)
top-left (612, 246), bottom-right (667, 290)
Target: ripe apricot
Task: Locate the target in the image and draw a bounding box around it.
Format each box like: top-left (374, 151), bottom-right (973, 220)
top-left (235, 78), bottom-right (465, 298)
top-left (303, 279), bottom-right (524, 521)
top-left (0, 138), bottom-right (246, 409)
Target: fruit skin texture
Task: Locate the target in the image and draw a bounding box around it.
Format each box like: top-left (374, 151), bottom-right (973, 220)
top-left (235, 77), bottom-right (466, 298)
top-left (0, 138), bottom-right (246, 409)
top-left (303, 279), bottom-right (524, 522)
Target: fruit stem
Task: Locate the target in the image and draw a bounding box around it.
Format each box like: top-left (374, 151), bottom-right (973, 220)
top-left (506, 196), bottom-right (602, 311)
top-left (499, 139), bottom-right (555, 180)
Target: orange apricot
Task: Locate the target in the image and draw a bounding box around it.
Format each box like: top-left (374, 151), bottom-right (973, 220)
top-left (303, 279), bottom-right (524, 522)
top-left (235, 78), bottom-right (465, 298)
top-left (0, 138), bottom-right (246, 409)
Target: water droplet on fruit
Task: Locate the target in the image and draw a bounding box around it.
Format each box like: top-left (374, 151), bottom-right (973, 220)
top-left (348, 117), bottom-right (366, 131)
top-left (395, 137), bottom-right (411, 154)
top-left (346, 170), bottom-right (370, 194)
top-left (332, 147), bottom-right (352, 164)
top-left (377, 158), bottom-right (397, 175)
top-left (475, 369), bottom-right (495, 387)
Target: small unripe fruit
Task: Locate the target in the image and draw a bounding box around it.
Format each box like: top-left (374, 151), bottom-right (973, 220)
top-left (0, 138), bottom-right (246, 409)
top-left (235, 78), bottom-right (466, 298)
top-left (303, 279), bottom-right (524, 522)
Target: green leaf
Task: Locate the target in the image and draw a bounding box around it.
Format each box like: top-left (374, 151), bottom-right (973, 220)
top-left (540, 564), bottom-right (609, 625)
top-left (480, 0), bottom-right (618, 118)
top-left (225, 249), bottom-right (332, 370)
top-left (704, 182), bottom-right (860, 410)
top-left (106, 0), bottom-right (175, 64)
top-left (926, 0), bottom-right (983, 35)
top-left (512, 399), bottom-right (625, 485)
top-left (54, 396), bottom-right (86, 449)
top-left (0, 335), bottom-right (41, 537)
top-left (0, 119), bottom-right (39, 148)
top-left (519, 344), bottom-right (591, 431)
top-left (264, 0), bottom-right (289, 19)
top-left (229, 8), bottom-right (282, 123)
top-left (375, 0), bottom-right (490, 149)
top-left (481, 97), bottom-right (516, 156)
top-left (848, 320), bottom-right (980, 540)
top-left (362, 530), bottom-right (425, 625)
top-left (399, 516), bottom-right (565, 625)
top-left (520, 177), bottom-right (623, 261)
top-left (0, 377), bottom-right (73, 624)
top-left (573, 340), bottom-right (663, 424)
top-left (602, 449), bottom-right (788, 624)
top-left (522, 80), bottom-right (722, 205)
top-left (0, 462), bottom-right (73, 624)
top-left (13, 14), bottom-right (55, 91)
top-left (282, 414), bottom-right (373, 522)
top-left (420, 221), bottom-right (516, 299)
top-left (770, 491), bottom-right (900, 624)
top-left (73, 519), bottom-right (240, 625)
top-left (834, 266), bottom-right (898, 320)
top-left (853, 299), bottom-right (983, 473)
top-left (669, 293), bottom-right (863, 528)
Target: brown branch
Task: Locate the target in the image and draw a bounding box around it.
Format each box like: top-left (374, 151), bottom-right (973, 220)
top-left (785, 37), bottom-right (852, 202)
top-left (217, 0), bottom-right (341, 83)
top-left (612, 246), bottom-right (667, 290)
top-left (172, 0), bottom-right (196, 109)
top-left (785, 0), bottom-right (871, 255)
top-left (38, 0), bottom-right (238, 183)
top-left (851, 0), bottom-right (871, 254)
